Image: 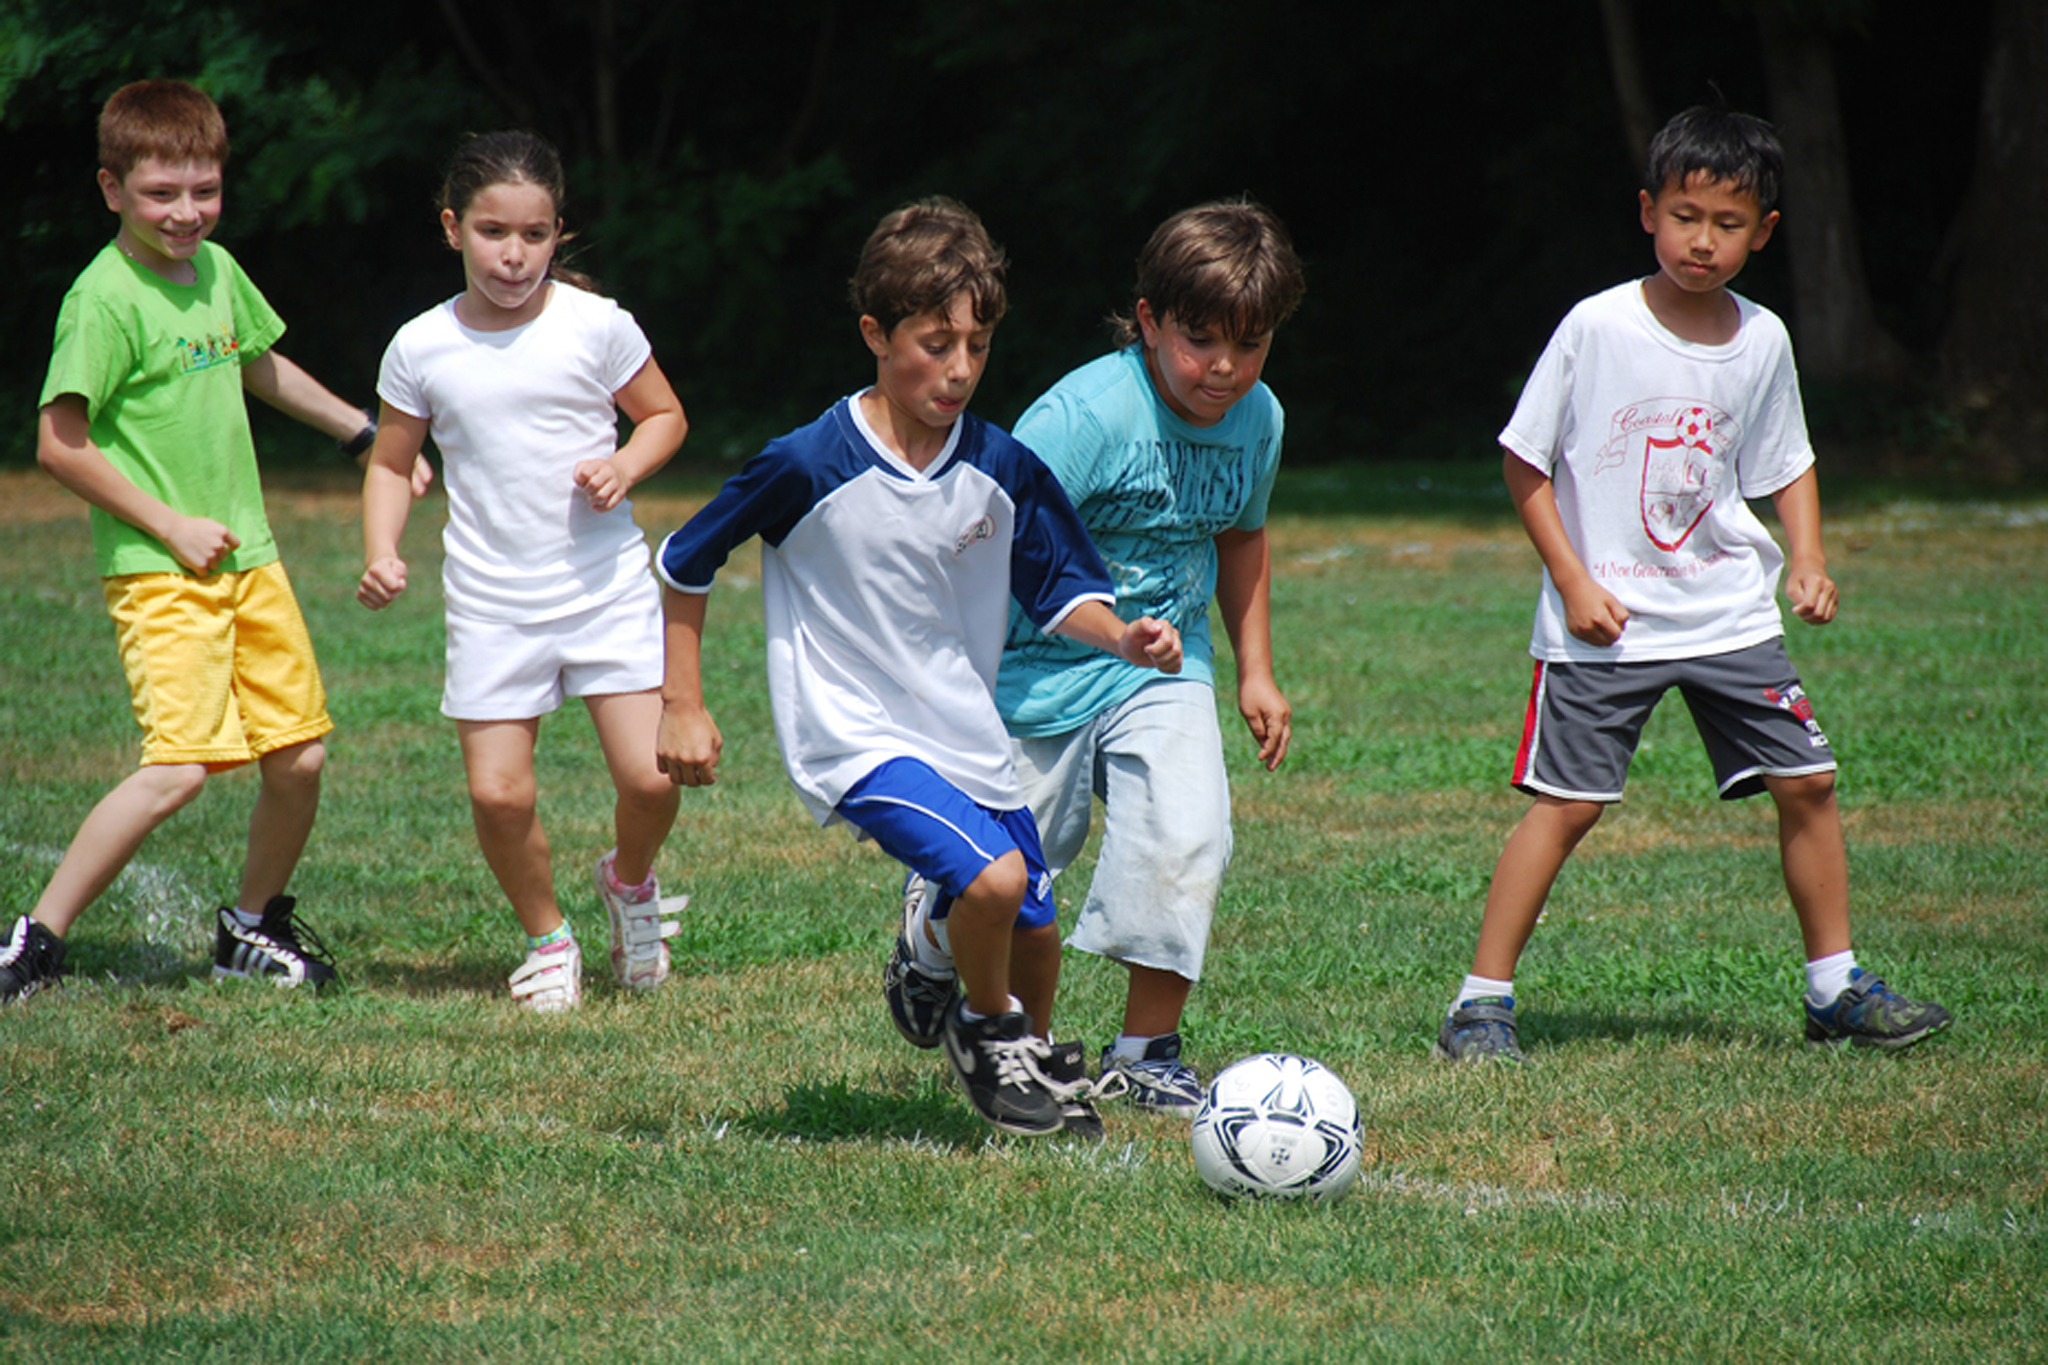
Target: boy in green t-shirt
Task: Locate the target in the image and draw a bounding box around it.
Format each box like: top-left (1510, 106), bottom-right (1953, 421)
top-left (2, 80), bottom-right (393, 1002)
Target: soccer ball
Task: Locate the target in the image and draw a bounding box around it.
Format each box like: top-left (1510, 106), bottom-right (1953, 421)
top-left (1189, 1053), bottom-right (1363, 1202)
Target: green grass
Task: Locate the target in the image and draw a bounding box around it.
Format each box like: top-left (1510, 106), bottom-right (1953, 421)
top-left (3, 464), bottom-right (2045, 1363)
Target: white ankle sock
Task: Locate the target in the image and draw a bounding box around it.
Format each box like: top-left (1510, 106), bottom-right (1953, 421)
top-left (1805, 950), bottom-right (1858, 1007)
top-left (1452, 974), bottom-right (1514, 1015)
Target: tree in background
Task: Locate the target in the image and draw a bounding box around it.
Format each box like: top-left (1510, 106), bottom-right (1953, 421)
top-left (1939, 0), bottom-right (2048, 478)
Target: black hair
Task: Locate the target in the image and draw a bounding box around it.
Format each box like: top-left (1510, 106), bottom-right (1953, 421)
top-left (1643, 105), bottom-right (1784, 212)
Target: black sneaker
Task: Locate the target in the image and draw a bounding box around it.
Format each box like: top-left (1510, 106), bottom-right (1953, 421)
top-left (214, 897), bottom-right (338, 990)
top-left (0, 916), bottom-right (67, 1003)
top-left (882, 876), bottom-right (956, 1049)
top-left (1432, 996), bottom-right (1526, 1063)
top-left (1042, 1040), bottom-right (1130, 1141)
top-left (1805, 969), bottom-right (1951, 1050)
top-left (941, 1000), bottom-right (1062, 1136)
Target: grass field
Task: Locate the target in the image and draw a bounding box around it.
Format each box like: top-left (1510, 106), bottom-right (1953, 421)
top-left (2, 460), bottom-right (2044, 1363)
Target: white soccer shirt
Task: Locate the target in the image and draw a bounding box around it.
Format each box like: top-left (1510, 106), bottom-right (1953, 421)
top-left (1501, 279), bottom-right (1815, 663)
top-left (656, 397), bottom-right (1115, 824)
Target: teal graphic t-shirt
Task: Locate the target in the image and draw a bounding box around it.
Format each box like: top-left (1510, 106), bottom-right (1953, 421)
top-left (996, 345), bottom-right (1283, 735)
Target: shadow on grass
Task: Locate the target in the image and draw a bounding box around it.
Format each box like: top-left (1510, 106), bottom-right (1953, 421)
top-left (736, 1074), bottom-right (988, 1148)
top-left (1524, 1007), bottom-right (1788, 1051)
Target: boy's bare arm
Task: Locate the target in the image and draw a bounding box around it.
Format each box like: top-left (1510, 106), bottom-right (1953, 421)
top-left (1770, 466), bottom-right (1837, 624)
top-left (1215, 525), bottom-right (1290, 770)
top-left (1054, 600), bottom-right (1183, 674)
top-left (37, 395), bottom-right (240, 574)
top-left (241, 350), bottom-right (371, 441)
top-left (244, 351), bottom-right (433, 495)
top-left (358, 404), bottom-right (433, 610)
top-left (1504, 449), bottom-right (1630, 647)
top-left (576, 358), bottom-right (689, 513)
top-left (656, 586), bottom-right (724, 787)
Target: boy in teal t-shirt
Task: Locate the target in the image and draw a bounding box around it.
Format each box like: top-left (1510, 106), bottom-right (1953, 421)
top-left (2, 80), bottom-right (389, 1003)
top-left (885, 200), bottom-right (1305, 1114)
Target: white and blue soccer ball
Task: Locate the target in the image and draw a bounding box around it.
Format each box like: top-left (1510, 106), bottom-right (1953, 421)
top-left (1190, 1052), bottom-right (1363, 1202)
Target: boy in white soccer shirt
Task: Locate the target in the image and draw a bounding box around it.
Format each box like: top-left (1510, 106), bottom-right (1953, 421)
top-left (654, 199), bottom-right (1182, 1137)
top-left (1434, 106), bottom-right (1950, 1063)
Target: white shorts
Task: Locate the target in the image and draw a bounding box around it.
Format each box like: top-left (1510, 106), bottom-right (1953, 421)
top-left (1010, 677), bottom-right (1232, 982)
top-left (442, 573), bottom-right (663, 721)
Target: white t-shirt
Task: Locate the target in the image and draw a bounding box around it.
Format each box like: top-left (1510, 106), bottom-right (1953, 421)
top-left (655, 397), bottom-right (1115, 825)
top-left (1500, 279), bottom-right (1815, 663)
top-left (379, 283), bottom-right (656, 623)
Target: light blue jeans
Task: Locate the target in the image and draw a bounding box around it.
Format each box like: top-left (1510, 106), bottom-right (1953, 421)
top-left (1010, 677), bottom-right (1232, 981)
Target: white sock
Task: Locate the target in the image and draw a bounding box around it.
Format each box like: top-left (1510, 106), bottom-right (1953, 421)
top-left (959, 994), bottom-right (1023, 1024)
top-left (1451, 974), bottom-right (1514, 1016)
top-left (230, 905), bottom-right (265, 929)
top-left (905, 887), bottom-right (953, 970)
top-left (1805, 950), bottom-right (1858, 1007)
top-left (1110, 1033), bottom-right (1159, 1063)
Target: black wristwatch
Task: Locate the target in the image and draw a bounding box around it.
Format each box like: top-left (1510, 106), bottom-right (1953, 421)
top-left (339, 414), bottom-right (378, 458)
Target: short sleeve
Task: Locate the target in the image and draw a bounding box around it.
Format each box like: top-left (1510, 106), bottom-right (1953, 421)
top-left (40, 293), bottom-right (133, 418)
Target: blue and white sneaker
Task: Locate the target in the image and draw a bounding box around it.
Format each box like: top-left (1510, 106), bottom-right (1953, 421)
top-left (883, 874), bottom-right (956, 1049)
top-left (1433, 996), bottom-right (1526, 1064)
top-left (1100, 1032), bottom-right (1205, 1115)
top-left (1805, 969), bottom-right (1950, 1050)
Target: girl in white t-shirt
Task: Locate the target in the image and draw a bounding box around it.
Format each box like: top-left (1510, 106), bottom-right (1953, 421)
top-left (359, 131), bottom-right (688, 1012)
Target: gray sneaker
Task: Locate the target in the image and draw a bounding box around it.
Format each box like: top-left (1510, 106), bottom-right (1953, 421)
top-left (1433, 995), bottom-right (1525, 1063)
top-left (1805, 970), bottom-right (1951, 1050)
top-left (1100, 1032), bottom-right (1204, 1115)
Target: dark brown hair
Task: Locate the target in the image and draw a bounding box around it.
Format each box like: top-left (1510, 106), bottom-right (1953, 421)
top-left (1113, 198), bottom-right (1305, 346)
top-left (848, 197), bottom-right (1008, 335)
top-left (439, 130), bottom-right (594, 291)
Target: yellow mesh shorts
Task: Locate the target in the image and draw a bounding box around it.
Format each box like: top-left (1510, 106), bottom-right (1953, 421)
top-left (103, 561), bottom-right (334, 769)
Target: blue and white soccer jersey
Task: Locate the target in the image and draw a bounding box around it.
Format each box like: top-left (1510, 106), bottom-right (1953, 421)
top-left (655, 396), bottom-right (1115, 825)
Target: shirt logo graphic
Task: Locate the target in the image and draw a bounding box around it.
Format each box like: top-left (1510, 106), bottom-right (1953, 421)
top-left (177, 327), bottom-right (243, 376)
top-left (953, 515), bottom-right (996, 555)
top-left (1598, 399), bottom-right (1736, 551)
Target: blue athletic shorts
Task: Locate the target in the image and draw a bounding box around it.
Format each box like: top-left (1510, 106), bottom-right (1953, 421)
top-left (835, 757), bottom-right (1055, 929)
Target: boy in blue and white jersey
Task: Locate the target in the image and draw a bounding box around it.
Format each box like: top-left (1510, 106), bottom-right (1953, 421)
top-left (654, 199), bottom-right (1181, 1137)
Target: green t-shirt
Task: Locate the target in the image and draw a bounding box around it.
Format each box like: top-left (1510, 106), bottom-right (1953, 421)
top-left (40, 241), bottom-right (286, 577)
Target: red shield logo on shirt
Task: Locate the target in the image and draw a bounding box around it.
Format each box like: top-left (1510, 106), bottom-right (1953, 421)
top-left (1637, 403), bottom-right (1730, 551)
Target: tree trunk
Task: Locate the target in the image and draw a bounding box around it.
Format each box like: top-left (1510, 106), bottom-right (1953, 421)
top-left (1938, 0), bottom-right (2048, 476)
top-left (1596, 0), bottom-right (1656, 176)
top-left (1757, 9), bottom-right (1910, 383)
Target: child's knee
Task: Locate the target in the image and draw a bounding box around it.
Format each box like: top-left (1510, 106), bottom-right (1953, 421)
top-left (141, 762), bottom-right (210, 814)
top-left (963, 850), bottom-right (1029, 913)
top-left (620, 766), bottom-right (681, 813)
top-left (467, 771), bottom-right (538, 822)
top-left (261, 738), bottom-right (326, 791)
top-left (1768, 769), bottom-right (1837, 811)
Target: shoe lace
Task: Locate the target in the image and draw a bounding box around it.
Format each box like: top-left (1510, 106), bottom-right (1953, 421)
top-left (1051, 1067), bottom-right (1131, 1106)
top-left (987, 1032), bottom-right (1054, 1091)
top-left (0, 920), bottom-right (28, 968)
top-left (264, 902), bottom-right (335, 964)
